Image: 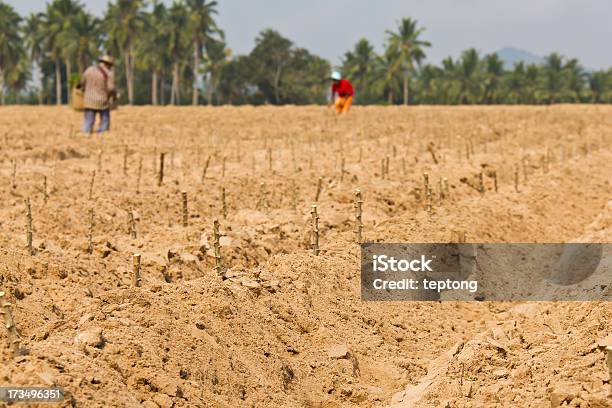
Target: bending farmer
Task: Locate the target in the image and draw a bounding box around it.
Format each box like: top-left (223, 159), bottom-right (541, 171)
top-left (77, 55), bottom-right (117, 134)
top-left (330, 71), bottom-right (354, 114)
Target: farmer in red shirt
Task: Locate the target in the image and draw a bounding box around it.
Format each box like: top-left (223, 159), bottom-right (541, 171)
top-left (330, 71), bottom-right (354, 114)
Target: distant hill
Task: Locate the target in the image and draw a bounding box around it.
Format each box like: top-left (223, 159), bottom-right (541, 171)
top-left (495, 47), bottom-right (544, 68)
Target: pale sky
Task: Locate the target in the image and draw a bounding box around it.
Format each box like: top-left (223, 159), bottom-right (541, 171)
top-left (8, 0), bottom-right (612, 69)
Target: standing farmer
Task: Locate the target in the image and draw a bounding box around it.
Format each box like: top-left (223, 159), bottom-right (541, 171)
top-left (77, 55), bottom-right (117, 134)
top-left (330, 71), bottom-right (354, 114)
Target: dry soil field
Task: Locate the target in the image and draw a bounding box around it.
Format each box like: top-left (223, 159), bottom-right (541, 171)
top-left (0, 105), bottom-right (611, 407)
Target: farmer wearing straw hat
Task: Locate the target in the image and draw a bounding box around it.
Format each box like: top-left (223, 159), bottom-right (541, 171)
top-left (329, 71), bottom-right (354, 114)
top-left (77, 54), bottom-right (117, 134)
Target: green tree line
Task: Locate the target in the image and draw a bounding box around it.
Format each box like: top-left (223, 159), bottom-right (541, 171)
top-left (0, 0), bottom-right (610, 105)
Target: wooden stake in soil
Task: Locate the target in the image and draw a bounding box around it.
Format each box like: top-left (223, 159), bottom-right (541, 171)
top-left (267, 147), bottom-right (272, 172)
top-left (87, 207), bottom-right (94, 254)
top-left (152, 147), bottom-right (157, 175)
top-left (136, 156), bottom-right (143, 194)
top-left (221, 187), bottom-right (227, 219)
top-left (291, 142), bottom-right (297, 172)
top-left (606, 347), bottom-right (612, 397)
top-left (181, 191), bottom-right (188, 227)
top-left (314, 177), bottom-right (323, 202)
top-left (257, 182), bottom-right (268, 211)
top-left (451, 230), bottom-right (467, 243)
top-left (443, 178), bottom-right (450, 199)
top-left (11, 160), bottom-right (16, 189)
top-left (157, 152), bottom-right (165, 186)
top-left (0, 291), bottom-right (21, 357)
top-left (340, 157), bottom-right (345, 182)
top-left (427, 142), bottom-right (439, 164)
top-left (353, 190), bottom-right (363, 244)
top-left (385, 155), bottom-right (390, 177)
top-left (25, 198), bottom-right (33, 255)
top-left (132, 254), bottom-right (141, 287)
top-left (123, 144), bottom-right (128, 175)
top-left (423, 173), bottom-right (429, 201)
top-left (478, 172), bottom-right (485, 195)
top-left (201, 155), bottom-right (211, 183)
top-left (381, 158), bottom-right (386, 180)
top-left (514, 164), bottom-right (520, 192)
top-left (310, 204), bottom-right (320, 256)
top-left (43, 175), bottom-right (48, 204)
top-left (88, 170), bottom-right (96, 201)
top-left (426, 187), bottom-right (432, 215)
top-left (492, 170), bottom-right (498, 193)
top-left (127, 208), bottom-right (137, 239)
top-left (213, 219), bottom-right (224, 277)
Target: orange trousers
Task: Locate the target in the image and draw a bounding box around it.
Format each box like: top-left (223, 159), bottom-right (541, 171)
top-left (335, 96), bottom-right (353, 113)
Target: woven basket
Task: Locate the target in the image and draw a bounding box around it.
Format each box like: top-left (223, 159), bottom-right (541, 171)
top-left (72, 88), bottom-right (85, 111)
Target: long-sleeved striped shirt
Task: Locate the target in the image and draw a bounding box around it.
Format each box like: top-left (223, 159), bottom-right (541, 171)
top-left (81, 64), bottom-right (116, 110)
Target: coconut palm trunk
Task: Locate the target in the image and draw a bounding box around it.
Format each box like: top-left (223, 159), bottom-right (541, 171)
top-left (171, 62), bottom-right (180, 105)
top-left (152, 71), bottom-right (158, 105)
top-left (403, 71), bottom-right (409, 105)
top-left (206, 74), bottom-right (214, 105)
top-left (123, 47), bottom-right (135, 105)
top-left (273, 64), bottom-right (282, 104)
top-left (0, 69), bottom-right (5, 105)
top-left (160, 75), bottom-right (165, 105)
top-left (55, 58), bottom-right (62, 105)
top-left (66, 59), bottom-right (72, 105)
top-left (192, 45), bottom-right (200, 105)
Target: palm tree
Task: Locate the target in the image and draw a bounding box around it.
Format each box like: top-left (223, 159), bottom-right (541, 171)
top-left (186, 0), bottom-right (220, 105)
top-left (586, 70), bottom-right (612, 103)
top-left (537, 53), bottom-right (568, 104)
top-left (0, 3), bottom-right (23, 105)
top-left (386, 17), bottom-right (431, 105)
top-left (482, 53), bottom-right (504, 104)
top-left (202, 37), bottom-right (230, 105)
top-left (456, 48), bottom-right (482, 104)
top-left (59, 7), bottom-right (97, 104)
top-left (44, 0), bottom-right (83, 105)
top-left (341, 38), bottom-right (376, 103)
top-left (504, 62), bottom-right (526, 104)
top-left (64, 10), bottom-right (100, 75)
top-left (372, 46), bottom-right (401, 104)
top-left (165, 2), bottom-right (190, 105)
top-left (415, 63), bottom-right (443, 104)
top-left (140, 1), bottom-right (170, 105)
top-left (563, 58), bottom-right (586, 102)
top-left (104, 0), bottom-right (145, 105)
top-left (437, 57), bottom-right (462, 104)
top-left (522, 64), bottom-right (540, 104)
top-left (250, 29), bottom-right (293, 104)
top-left (22, 13), bottom-right (45, 104)
top-left (6, 56), bottom-right (31, 104)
